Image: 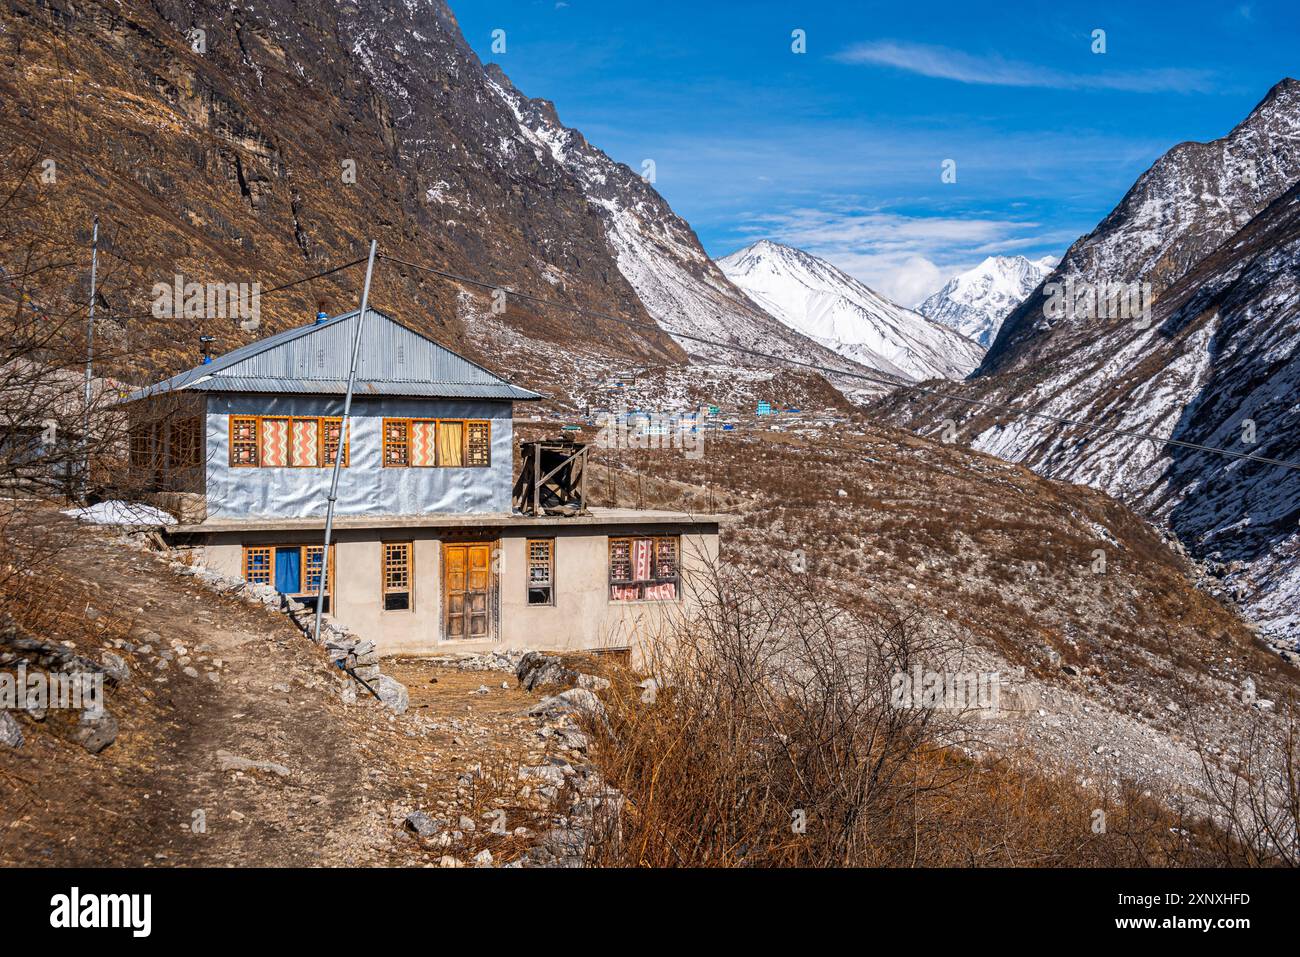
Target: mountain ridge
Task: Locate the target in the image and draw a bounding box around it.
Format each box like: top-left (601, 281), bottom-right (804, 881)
top-left (717, 240), bottom-right (984, 381)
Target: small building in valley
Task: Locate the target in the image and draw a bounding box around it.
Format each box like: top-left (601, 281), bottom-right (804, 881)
top-left (120, 307), bottom-right (725, 655)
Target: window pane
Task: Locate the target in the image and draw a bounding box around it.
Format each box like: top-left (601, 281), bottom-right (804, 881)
top-left (466, 421), bottom-right (491, 467)
top-left (231, 417), bottom-right (258, 465)
top-left (384, 420), bottom-right (409, 466)
top-left (438, 420), bottom-right (464, 467)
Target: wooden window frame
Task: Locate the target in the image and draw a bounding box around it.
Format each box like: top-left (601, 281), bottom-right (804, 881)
top-left (322, 417), bottom-right (350, 468)
top-left (242, 545), bottom-right (273, 586)
top-left (381, 418), bottom-right (491, 469)
top-left (230, 416), bottom-right (260, 467)
top-left (382, 541), bottom-right (414, 612)
top-left (229, 415), bottom-right (349, 469)
top-left (240, 544), bottom-right (335, 607)
top-left (608, 535), bottom-right (681, 602)
top-left (383, 418), bottom-right (410, 467)
top-left (526, 538), bottom-right (555, 606)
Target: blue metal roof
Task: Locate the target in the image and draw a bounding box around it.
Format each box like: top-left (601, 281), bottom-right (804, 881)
top-left (121, 307), bottom-right (543, 403)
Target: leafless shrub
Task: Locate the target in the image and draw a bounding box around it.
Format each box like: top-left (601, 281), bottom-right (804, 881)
top-left (580, 564), bottom-right (1258, 867)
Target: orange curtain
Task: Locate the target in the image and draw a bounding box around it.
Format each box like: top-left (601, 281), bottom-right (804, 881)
top-left (438, 421), bottom-right (464, 467)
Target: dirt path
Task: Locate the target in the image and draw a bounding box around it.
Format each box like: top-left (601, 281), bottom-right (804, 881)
top-left (0, 522), bottom-right (564, 867)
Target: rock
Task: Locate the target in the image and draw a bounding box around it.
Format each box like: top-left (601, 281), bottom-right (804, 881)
top-left (472, 849), bottom-right (493, 867)
top-left (538, 827), bottom-right (588, 866)
top-left (1241, 677), bottom-right (1257, 703)
top-left (576, 673), bottom-right (610, 691)
top-left (1254, 699), bottom-right (1276, 711)
top-left (519, 764), bottom-right (567, 788)
top-left (528, 688), bottom-right (605, 720)
top-left (516, 651), bottom-right (579, 691)
top-left (374, 675), bottom-right (409, 714)
top-left (438, 856), bottom-right (463, 868)
top-left (0, 712), bottom-right (23, 748)
top-left (71, 711), bottom-right (118, 754)
top-left (340, 684), bottom-right (357, 705)
top-left (405, 811), bottom-right (438, 837)
top-left (458, 815), bottom-right (477, 831)
top-left (183, 666), bottom-right (200, 678)
top-left (100, 651), bottom-right (131, 684)
top-left (216, 750), bottom-right (291, 777)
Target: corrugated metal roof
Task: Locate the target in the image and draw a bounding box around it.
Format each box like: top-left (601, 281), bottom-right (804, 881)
top-left (120, 307), bottom-right (543, 403)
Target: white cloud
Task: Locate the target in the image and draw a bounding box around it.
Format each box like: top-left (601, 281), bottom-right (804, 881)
top-left (835, 41), bottom-right (1217, 94)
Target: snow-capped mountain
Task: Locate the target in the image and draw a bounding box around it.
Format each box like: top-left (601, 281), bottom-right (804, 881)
top-left (919, 255), bottom-right (1056, 348)
top-left (878, 78), bottom-right (1300, 641)
top-left (716, 241), bottom-right (984, 381)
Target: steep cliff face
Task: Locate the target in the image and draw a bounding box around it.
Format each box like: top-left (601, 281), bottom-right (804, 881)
top-left (978, 78), bottom-right (1300, 378)
top-left (1, 0), bottom-right (750, 386)
top-left (877, 81), bottom-right (1300, 640)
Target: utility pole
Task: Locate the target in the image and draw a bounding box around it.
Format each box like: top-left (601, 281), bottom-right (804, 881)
top-left (82, 216), bottom-right (99, 499)
top-left (313, 239), bottom-right (377, 644)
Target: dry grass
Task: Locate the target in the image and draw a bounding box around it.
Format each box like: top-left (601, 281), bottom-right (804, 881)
top-left (576, 566), bottom-right (1279, 867)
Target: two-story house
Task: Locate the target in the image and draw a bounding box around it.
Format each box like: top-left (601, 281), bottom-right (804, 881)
top-left (120, 307), bottom-right (725, 656)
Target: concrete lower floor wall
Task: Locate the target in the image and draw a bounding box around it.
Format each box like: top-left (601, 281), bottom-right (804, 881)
top-left (197, 520), bottom-right (720, 657)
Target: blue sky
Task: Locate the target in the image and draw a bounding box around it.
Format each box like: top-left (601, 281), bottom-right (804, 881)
top-left (456, 1), bottom-right (1298, 305)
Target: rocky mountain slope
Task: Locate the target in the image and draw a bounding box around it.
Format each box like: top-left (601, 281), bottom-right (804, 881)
top-left (718, 240), bottom-right (984, 380)
top-left (919, 255), bottom-right (1055, 347)
top-left (879, 79), bottom-right (1300, 641)
top-left (0, 0), bottom-right (857, 397)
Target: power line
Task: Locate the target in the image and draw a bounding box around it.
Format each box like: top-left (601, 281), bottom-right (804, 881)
top-left (95, 256), bottom-right (371, 323)
top-left (377, 252), bottom-right (1300, 475)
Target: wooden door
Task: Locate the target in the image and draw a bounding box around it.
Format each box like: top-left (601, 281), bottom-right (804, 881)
top-left (444, 544), bottom-right (491, 640)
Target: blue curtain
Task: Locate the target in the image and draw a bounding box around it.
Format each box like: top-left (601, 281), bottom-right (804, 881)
top-left (274, 548), bottom-right (301, 594)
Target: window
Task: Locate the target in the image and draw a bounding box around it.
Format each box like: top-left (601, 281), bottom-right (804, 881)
top-left (527, 539), bottom-right (554, 605)
top-left (241, 544), bottom-right (333, 611)
top-left (466, 421), bottom-right (491, 466)
top-left (231, 416), bottom-right (259, 466)
top-left (383, 542), bottom-right (413, 611)
top-left (384, 419), bottom-right (409, 466)
top-left (382, 419), bottom-right (491, 468)
top-left (322, 418), bottom-right (349, 467)
top-left (229, 416), bottom-right (349, 468)
top-left (243, 546), bottom-right (273, 586)
top-left (169, 416), bottom-right (203, 470)
top-left (609, 536), bottom-right (680, 601)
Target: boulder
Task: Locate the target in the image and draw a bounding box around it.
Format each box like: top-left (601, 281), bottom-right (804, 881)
top-left (517, 651), bottom-right (579, 691)
top-left (528, 688), bottom-right (605, 721)
top-left (405, 811), bottom-right (439, 837)
top-left (71, 711), bottom-right (118, 754)
top-left (0, 712), bottom-right (23, 748)
top-left (374, 675), bottom-right (409, 714)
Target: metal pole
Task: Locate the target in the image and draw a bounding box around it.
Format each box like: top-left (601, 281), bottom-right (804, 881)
top-left (313, 239), bottom-right (377, 644)
top-left (82, 216), bottom-right (99, 499)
